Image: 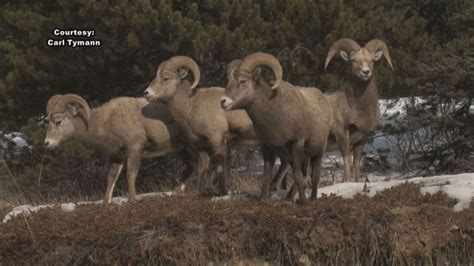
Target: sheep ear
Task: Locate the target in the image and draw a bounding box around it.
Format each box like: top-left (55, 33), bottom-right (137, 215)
top-left (178, 68), bottom-right (189, 80)
top-left (67, 103), bottom-right (80, 117)
top-left (374, 51), bottom-right (383, 61)
top-left (66, 103), bottom-right (90, 128)
top-left (339, 51), bottom-right (349, 61)
top-left (67, 103), bottom-right (87, 119)
top-left (252, 67), bottom-right (262, 81)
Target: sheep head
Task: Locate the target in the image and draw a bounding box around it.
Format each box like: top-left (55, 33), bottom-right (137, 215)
top-left (144, 56), bottom-right (201, 102)
top-left (324, 38), bottom-right (393, 82)
top-left (44, 94), bottom-right (91, 149)
top-left (220, 52), bottom-right (282, 111)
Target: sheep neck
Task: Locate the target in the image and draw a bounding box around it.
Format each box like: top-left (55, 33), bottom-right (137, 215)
top-left (246, 80), bottom-right (278, 137)
top-left (345, 77), bottom-right (380, 130)
top-left (71, 109), bottom-right (108, 152)
top-left (166, 83), bottom-right (193, 124)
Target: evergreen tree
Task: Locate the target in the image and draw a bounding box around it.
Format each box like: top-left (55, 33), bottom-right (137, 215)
top-left (0, 0), bottom-right (472, 176)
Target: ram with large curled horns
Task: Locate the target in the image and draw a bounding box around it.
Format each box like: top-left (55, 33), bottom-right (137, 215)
top-left (324, 38), bottom-right (394, 182)
top-left (144, 56), bottom-right (290, 195)
top-left (44, 94), bottom-right (202, 203)
top-left (220, 52), bottom-right (334, 204)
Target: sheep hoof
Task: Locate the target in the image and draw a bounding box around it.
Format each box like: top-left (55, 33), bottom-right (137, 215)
top-left (260, 189), bottom-right (271, 200)
top-left (270, 183), bottom-right (280, 192)
top-left (296, 199), bottom-right (307, 206)
top-left (198, 187), bottom-right (217, 197)
top-left (173, 183), bottom-right (186, 193)
top-left (285, 187), bottom-right (298, 201)
top-left (260, 198), bottom-right (271, 204)
top-left (217, 189), bottom-right (228, 196)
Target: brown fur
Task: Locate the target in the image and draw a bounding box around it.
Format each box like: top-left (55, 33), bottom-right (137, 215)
top-left (324, 38), bottom-right (394, 182)
top-left (45, 96), bottom-right (199, 203)
top-left (221, 53), bottom-right (334, 204)
top-left (145, 57), bottom-right (289, 195)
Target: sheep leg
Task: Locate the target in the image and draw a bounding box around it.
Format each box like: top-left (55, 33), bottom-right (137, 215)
top-left (302, 156), bottom-right (310, 177)
top-left (285, 156), bottom-right (310, 200)
top-left (211, 141), bottom-right (228, 195)
top-left (270, 160), bottom-right (290, 191)
top-left (174, 150), bottom-right (197, 192)
top-left (103, 163), bottom-right (124, 204)
top-left (126, 149), bottom-right (142, 203)
top-left (337, 130), bottom-right (351, 182)
top-left (352, 140), bottom-right (365, 182)
top-left (286, 186), bottom-right (297, 200)
top-left (285, 161), bottom-right (297, 200)
top-left (225, 150), bottom-right (232, 182)
top-left (196, 152), bottom-right (210, 194)
top-left (283, 156), bottom-right (308, 198)
top-left (281, 165), bottom-right (288, 189)
top-left (310, 155), bottom-right (323, 200)
top-left (261, 146), bottom-right (276, 200)
top-left (175, 159), bottom-right (195, 193)
top-left (215, 154), bottom-right (228, 195)
top-left (292, 139), bottom-right (307, 205)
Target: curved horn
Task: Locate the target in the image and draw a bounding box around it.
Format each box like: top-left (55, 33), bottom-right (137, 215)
top-left (61, 94), bottom-right (91, 121)
top-left (46, 94), bottom-right (62, 116)
top-left (62, 94), bottom-right (91, 120)
top-left (239, 52), bottom-right (283, 89)
top-left (167, 56), bottom-right (201, 90)
top-left (227, 59), bottom-right (242, 81)
top-left (364, 39), bottom-right (394, 70)
top-left (324, 38), bottom-right (361, 69)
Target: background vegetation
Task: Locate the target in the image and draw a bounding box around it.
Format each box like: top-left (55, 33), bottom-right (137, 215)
top-left (0, 0), bottom-right (472, 201)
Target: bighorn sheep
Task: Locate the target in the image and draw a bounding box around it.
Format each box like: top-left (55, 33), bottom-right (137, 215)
top-left (227, 59), bottom-right (291, 191)
top-left (144, 56), bottom-right (289, 195)
top-left (44, 94), bottom-right (200, 203)
top-left (220, 52), bottom-right (334, 204)
top-left (324, 38), bottom-right (394, 182)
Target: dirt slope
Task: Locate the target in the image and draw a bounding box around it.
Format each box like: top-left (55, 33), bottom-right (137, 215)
top-left (0, 183), bottom-right (473, 264)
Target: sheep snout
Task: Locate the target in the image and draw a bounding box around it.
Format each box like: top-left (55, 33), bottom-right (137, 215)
top-left (44, 138), bottom-right (58, 149)
top-left (143, 88), bottom-right (155, 101)
top-left (220, 96), bottom-right (234, 110)
top-left (358, 69), bottom-right (372, 81)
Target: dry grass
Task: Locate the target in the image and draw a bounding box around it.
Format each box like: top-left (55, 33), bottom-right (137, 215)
top-left (0, 183), bottom-right (472, 264)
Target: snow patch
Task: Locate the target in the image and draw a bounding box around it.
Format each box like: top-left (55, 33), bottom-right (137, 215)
top-left (212, 173), bottom-right (473, 212)
top-left (3, 204), bottom-right (55, 223)
top-left (3, 173), bottom-right (472, 223)
top-left (3, 191), bottom-right (176, 223)
top-left (60, 203), bottom-right (76, 212)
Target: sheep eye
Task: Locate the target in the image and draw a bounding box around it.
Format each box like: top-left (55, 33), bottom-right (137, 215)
top-left (163, 77), bottom-right (171, 81)
top-left (55, 120), bottom-right (62, 126)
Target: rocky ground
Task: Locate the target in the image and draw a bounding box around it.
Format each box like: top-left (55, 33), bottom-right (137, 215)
top-left (0, 183), bottom-right (472, 264)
